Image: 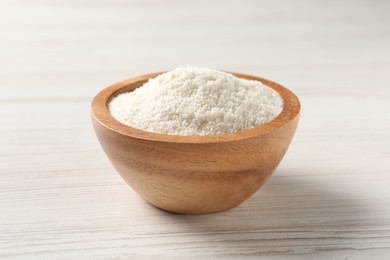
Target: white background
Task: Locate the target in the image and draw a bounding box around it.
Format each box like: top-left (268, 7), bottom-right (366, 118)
top-left (1, 0), bottom-right (389, 259)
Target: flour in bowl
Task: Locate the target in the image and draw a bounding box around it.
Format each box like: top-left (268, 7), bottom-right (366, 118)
top-left (108, 67), bottom-right (283, 136)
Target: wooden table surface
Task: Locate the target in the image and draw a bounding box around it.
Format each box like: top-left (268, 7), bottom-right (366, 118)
top-left (1, 0), bottom-right (390, 259)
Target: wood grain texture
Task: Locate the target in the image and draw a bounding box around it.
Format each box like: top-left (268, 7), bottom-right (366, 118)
top-left (91, 72), bottom-right (300, 214)
top-left (1, 0), bottom-right (390, 258)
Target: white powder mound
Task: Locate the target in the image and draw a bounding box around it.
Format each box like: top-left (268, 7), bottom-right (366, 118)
top-left (108, 67), bottom-right (283, 136)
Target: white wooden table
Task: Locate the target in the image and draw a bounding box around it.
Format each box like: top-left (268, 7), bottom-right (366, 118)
top-left (1, 0), bottom-right (390, 259)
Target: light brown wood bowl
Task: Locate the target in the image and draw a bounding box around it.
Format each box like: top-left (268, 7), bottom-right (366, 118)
top-left (91, 72), bottom-right (300, 214)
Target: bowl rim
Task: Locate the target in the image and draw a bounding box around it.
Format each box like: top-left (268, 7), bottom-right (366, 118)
top-left (91, 71), bottom-right (300, 144)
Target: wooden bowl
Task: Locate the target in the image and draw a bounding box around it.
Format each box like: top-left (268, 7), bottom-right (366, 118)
top-left (91, 72), bottom-right (300, 214)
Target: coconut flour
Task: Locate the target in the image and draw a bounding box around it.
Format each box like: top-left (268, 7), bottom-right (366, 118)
top-left (108, 67), bottom-right (283, 136)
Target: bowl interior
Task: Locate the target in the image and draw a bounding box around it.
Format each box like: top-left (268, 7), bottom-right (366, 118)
top-left (91, 72), bottom-right (300, 144)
